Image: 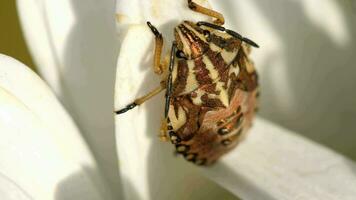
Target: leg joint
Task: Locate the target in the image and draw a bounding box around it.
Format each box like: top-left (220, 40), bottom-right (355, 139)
top-left (147, 21), bottom-right (161, 37)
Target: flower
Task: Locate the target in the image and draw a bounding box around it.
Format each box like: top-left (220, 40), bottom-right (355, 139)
top-left (0, 54), bottom-right (114, 199)
top-left (0, 0), bottom-right (354, 199)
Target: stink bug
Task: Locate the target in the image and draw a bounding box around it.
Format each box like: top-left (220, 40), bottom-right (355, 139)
top-left (116, 0), bottom-right (259, 166)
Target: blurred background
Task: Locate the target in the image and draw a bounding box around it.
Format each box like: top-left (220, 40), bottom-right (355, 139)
top-left (0, 0), bottom-right (36, 71)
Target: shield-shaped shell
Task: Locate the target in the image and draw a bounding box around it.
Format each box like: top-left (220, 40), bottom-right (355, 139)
top-left (166, 21), bottom-right (259, 165)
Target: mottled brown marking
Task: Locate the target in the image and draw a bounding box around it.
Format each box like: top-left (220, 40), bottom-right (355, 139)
top-left (172, 99), bottom-right (180, 118)
top-left (220, 69), bottom-right (230, 89)
top-left (206, 49), bottom-right (226, 78)
top-left (168, 88), bottom-right (257, 165)
top-left (201, 94), bottom-right (225, 108)
top-left (201, 83), bottom-right (220, 95)
top-left (228, 73), bottom-right (238, 101)
top-left (172, 59), bottom-right (188, 96)
top-left (176, 98), bottom-right (200, 141)
top-left (189, 129), bottom-right (219, 156)
top-left (236, 49), bottom-right (258, 91)
top-left (198, 107), bottom-right (210, 130)
top-left (194, 57), bottom-right (212, 85)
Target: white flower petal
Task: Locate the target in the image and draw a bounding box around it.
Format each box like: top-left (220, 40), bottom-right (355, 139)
top-left (201, 118), bottom-right (356, 199)
top-left (115, 1), bottom-right (239, 200)
top-left (0, 54), bottom-right (113, 200)
top-left (16, 0), bottom-right (122, 197)
top-left (115, 0), bottom-right (356, 199)
top-left (210, 0), bottom-right (356, 160)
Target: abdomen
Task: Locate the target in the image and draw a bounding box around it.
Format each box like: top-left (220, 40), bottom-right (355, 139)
top-left (166, 84), bottom-right (258, 165)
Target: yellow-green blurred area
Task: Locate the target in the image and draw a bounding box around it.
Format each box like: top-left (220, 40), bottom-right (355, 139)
top-left (0, 0), bottom-right (36, 71)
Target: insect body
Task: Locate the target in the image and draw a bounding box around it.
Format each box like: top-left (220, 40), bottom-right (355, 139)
top-left (116, 0), bottom-right (259, 166)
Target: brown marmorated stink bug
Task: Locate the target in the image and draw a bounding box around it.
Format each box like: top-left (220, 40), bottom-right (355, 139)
top-left (115, 0), bottom-right (260, 166)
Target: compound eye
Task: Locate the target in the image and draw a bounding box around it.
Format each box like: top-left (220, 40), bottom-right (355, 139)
top-left (176, 50), bottom-right (187, 59)
top-left (203, 30), bottom-right (211, 41)
top-left (203, 30), bottom-right (210, 37)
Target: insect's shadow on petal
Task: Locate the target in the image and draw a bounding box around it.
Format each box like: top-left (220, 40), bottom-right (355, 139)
top-left (136, 20), bottom-right (239, 200)
top-left (220, 0), bottom-right (356, 160)
top-left (116, 175), bottom-right (144, 200)
top-left (202, 162), bottom-right (277, 200)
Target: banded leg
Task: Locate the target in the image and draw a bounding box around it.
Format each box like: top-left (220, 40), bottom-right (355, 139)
top-left (115, 42), bottom-right (177, 115)
top-left (160, 42), bottom-right (177, 141)
top-left (147, 22), bottom-right (165, 75)
top-left (197, 21), bottom-right (260, 48)
top-left (164, 42), bottom-right (177, 118)
top-left (115, 84), bottom-right (165, 114)
top-left (187, 0), bottom-right (225, 25)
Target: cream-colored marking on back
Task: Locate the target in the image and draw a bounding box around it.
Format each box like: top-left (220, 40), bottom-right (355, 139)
top-left (218, 81), bottom-right (229, 107)
top-left (192, 89), bottom-right (204, 106)
top-left (182, 60), bottom-right (199, 94)
top-left (227, 62), bottom-right (240, 88)
top-left (242, 45), bottom-right (255, 73)
top-left (246, 62), bottom-right (255, 74)
top-left (168, 104), bottom-right (187, 131)
top-left (203, 55), bottom-right (219, 80)
top-left (176, 28), bottom-right (192, 56)
top-left (241, 93), bottom-right (249, 113)
top-left (171, 58), bottom-right (179, 83)
top-left (221, 49), bottom-right (238, 65)
top-left (211, 81), bottom-right (229, 107)
top-left (212, 30), bottom-right (232, 39)
top-left (209, 43), bottom-right (222, 52)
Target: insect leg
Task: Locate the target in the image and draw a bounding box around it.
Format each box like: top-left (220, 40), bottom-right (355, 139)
top-left (197, 21), bottom-right (259, 48)
top-left (115, 85), bottom-right (165, 115)
top-left (150, 43), bottom-right (176, 141)
top-left (164, 42), bottom-right (177, 118)
top-left (147, 21), bottom-right (165, 75)
top-left (187, 0), bottom-right (225, 25)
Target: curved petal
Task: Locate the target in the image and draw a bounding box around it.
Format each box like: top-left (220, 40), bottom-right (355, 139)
top-left (200, 118), bottom-right (356, 199)
top-left (115, 1), bottom-right (239, 200)
top-left (210, 0), bottom-right (356, 160)
top-left (115, 0), bottom-right (356, 199)
top-left (16, 0), bottom-right (122, 197)
top-left (0, 54), bottom-right (114, 199)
